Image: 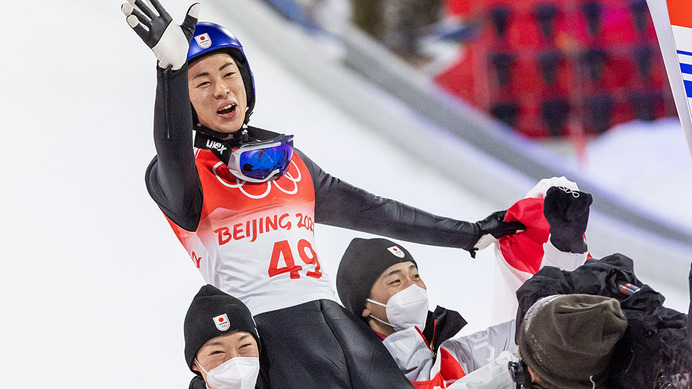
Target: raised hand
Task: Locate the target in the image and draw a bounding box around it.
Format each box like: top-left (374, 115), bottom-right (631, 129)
top-left (466, 210), bottom-right (525, 258)
top-left (121, 0), bottom-right (200, 70)
top-left (543, 186), bottom-right (592, 253)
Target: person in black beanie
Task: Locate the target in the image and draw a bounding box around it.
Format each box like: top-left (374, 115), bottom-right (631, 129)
top-left (184, 284), bottom-right (262, 389)
top-left (337, 237), bottom-right (424, 326)
top-left (337, 237), bottom-right (522, 386)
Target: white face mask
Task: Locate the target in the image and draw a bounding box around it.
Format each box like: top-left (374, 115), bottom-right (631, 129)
top-left (367, 284), bottom-right (429, 331)
top-left (196, 356), bottom-right (260, 389)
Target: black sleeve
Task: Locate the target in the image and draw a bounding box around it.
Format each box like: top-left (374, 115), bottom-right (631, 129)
top-left (188, 375), bottom-right (206, 389)
top-left (297, 149), bottom-right (481, 250)
top-left (144, 65), bottom-right (203, 232)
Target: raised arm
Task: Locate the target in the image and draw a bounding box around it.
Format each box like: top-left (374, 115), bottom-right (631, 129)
top-left (122, 0), bottom-right (204, 231)
top-left (298, 150), bottom-right (523, 256)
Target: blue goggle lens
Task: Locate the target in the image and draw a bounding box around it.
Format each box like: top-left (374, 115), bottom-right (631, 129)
top-left (237, 137), bottom-right (293, 181)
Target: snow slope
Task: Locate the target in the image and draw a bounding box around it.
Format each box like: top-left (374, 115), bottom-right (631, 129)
top-left (579, 118), bottom-right (692, 231)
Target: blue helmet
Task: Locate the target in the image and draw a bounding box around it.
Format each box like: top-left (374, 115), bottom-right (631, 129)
top-left (187, 22), bottom-right (256, 124)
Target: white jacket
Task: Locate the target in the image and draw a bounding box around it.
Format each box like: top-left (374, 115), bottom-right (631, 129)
top-left (381, 320), bottom-right (517, 387)
top-left (446, 351), bottom-right (517, 389)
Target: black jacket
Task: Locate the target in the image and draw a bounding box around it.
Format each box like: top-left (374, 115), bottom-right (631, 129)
top-left (146, 66), bottom-right (485, 250)
top-left (423, 305), bottom-right (467, 356)
top-left (515, 253), bottom-right (690, 388)
top-left (188, 376), bottom-right (204, 389)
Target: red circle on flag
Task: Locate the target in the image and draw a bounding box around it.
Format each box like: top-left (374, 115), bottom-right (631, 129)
top-left (218, 317), bottom-right (224, 322)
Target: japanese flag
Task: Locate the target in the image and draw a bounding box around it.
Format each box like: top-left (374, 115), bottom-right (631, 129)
top-left (213, 313), bottom-right (230, 331)
top-left (195, 33), bottom-right (212, 49)
top-left (387, 246), bottom-right (405, 258)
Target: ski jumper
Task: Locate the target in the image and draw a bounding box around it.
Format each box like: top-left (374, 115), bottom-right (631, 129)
top-left (146, 66), bottom-right (487, 388)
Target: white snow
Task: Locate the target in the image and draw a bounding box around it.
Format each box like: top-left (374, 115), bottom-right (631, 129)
top-left (580, 118), bottom-right (692, 231)
top-left (0, 1), bottom-right (689, 387)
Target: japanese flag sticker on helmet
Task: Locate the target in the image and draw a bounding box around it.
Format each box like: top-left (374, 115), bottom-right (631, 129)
top-left (214, 313), bottom-right (231, 331)
top-left (388, 246), bottom-right (406, 258)
top-left (195, 33), bottom-right (212, 49)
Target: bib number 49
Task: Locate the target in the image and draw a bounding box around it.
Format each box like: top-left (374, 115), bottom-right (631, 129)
top-left (268, 239), bottom-right (323, 279)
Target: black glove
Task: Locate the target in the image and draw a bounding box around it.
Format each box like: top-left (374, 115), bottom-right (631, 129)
top-left (121, 0), bottom-right (200, 70)
top-left (466, 210), bottom-right (525, 258)
top-left (543, 186), bottom-right (592, 253)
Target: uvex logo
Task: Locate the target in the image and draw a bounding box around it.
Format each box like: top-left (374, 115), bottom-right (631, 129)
top-left (206, 140), bottom-right (227, 153)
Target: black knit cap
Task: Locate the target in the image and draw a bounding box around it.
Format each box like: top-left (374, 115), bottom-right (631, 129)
top-left (519, 294), bottom-right (627, 388)
top-left (184, 285), bottom-right (260, 373)
top-left (336, 238), bottom-right (417, 317)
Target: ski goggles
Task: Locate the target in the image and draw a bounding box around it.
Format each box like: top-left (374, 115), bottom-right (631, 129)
top-left (227, 135), bottom-right (294, 183)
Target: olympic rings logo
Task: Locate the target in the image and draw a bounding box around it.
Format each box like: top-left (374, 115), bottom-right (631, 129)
top-left (212, 160), bottom-right (302, 199)
top-left (558, 186), bottom-right (580, 198)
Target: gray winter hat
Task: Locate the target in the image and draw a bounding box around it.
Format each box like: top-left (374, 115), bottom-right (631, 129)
top-left (519, 294), bottom-right (627, 389)
top-left (336, 238), bottom-right (417, 317)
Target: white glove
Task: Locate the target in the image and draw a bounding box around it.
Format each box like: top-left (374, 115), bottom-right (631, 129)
top-left (121, 0), bottom-right (200, 70)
